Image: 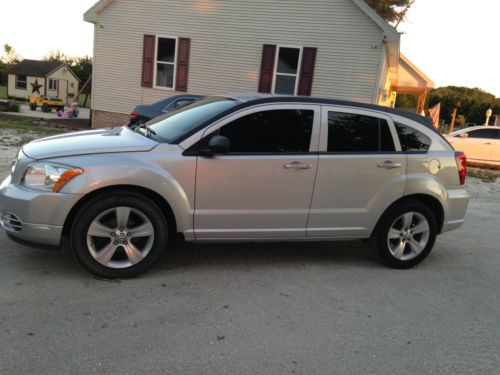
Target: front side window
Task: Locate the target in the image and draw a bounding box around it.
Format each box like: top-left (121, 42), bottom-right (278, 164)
top-left (16, 74), bottom-right (27, 89)
top-left (273, 47), bottom-right (302, 95)
top-left (49, 79), bottom-right (58, 90)
top-left (395, 123), bottom-right (432, 152)
top-left (327, 112), bottom-right (395, 152)
top-left (216, 109), bottom-right (314, 153)
top-left (155, 37), bottom-right (177, 88)
top-left (466, 129), bottom-right (500, 139)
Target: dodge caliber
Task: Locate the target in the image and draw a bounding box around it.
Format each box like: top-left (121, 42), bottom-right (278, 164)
top-left (0, 95), bottom-right (470, 278)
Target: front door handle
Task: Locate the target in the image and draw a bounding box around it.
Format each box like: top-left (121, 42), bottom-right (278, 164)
top-left (484, 142), bottom-right (491, 145)
top-left (283, 161), bottom-right (312, 170)
top-left (377, 160), bottom-right (402, 169)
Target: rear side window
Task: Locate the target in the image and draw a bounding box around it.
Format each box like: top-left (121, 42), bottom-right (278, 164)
top-left (218, 109), bottom-right (314, 153)
top-left (395, 123), bottom-right (432, 152)
top-left (327, 112), bottom-right (395, 152)
top-left (467, 129), bottom-right (500, 139)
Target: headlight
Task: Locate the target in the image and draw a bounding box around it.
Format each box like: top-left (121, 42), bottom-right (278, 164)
top-left (22, 162), bottom-right (84, 192)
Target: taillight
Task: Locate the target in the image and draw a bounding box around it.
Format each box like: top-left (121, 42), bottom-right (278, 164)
top-left (455, 151), bottom-right (466, 185)
top-left (130, 112), bottom-right (139, 118)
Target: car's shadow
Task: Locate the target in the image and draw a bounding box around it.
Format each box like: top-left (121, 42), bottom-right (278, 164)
top-left (4, 234), bottom-right (380, 279)
top-left (152, 240), bottom-right (379, 274)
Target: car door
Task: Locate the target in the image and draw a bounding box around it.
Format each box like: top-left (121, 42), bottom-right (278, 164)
top-left (307, 106), bottom-right (406, 238)
top-left (449, 128), bottom-right (497, 162)
top-left (194, 104), bottom-right (320, 240)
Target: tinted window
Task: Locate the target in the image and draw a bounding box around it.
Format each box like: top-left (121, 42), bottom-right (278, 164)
top-left (217, 109), bottom-right (314, 153)
top-left (148, 97), bottom-right (238, 142)
top-left (327, 112), bottom-right (395, 152)
top-left (395, 123), bottom-right (432, 152)
top-left (467, 129), bottom-right (500, 139)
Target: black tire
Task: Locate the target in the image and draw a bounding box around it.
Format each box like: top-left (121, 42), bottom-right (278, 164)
top-left (41, 104), bottom-right (49, 112)
top-left (370, 200), bottom-right (437, 269)
top-left (71, 192), bottom-right (168, 278)
top-left (30, 103), bottom-right (36, 111)
top-left (57, 106), bottom-right (64, 112)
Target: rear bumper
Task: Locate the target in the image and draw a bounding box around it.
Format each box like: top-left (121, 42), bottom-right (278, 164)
top-left (441, 188), bottom-right (470, 233)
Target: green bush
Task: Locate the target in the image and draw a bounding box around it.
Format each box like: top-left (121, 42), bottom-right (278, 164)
top-left (8, 103), bottom-right (20, 112)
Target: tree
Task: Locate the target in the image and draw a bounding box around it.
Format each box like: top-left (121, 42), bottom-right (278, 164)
top-left (42, 50), bottom-right (74, 66)
top-left (0, 44), bottom-right (22, 85)
top-left (364, 0), bottom-right (416, 27)
top-left (71, 56), bottom-right (92, 88)
top-left (427, 86), bottom-right (500, 125)
top-left (1, 44), bottom-right (21, 65)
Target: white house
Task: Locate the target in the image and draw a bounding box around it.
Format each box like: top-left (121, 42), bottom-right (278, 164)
top-left (84, 0), bottom-right (432, 128)
top-left (7, 59), bottom-right (80, 104)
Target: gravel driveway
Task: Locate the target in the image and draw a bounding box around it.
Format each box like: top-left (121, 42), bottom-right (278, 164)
top-left (0, 132), bottom-right (499, 374)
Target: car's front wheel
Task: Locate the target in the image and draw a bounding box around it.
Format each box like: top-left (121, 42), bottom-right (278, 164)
top-left (370, 201), bottom-right (437, 269)
top-left (71, 192), bottom-right (168, 278)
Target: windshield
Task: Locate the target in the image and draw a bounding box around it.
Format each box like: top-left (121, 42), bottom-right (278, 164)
top-left (147, 97), bottom-right (239, 142)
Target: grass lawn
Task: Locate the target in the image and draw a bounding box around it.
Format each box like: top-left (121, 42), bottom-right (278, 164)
top-left (78, 94), bottom-right (91, 108)
top-left (0, 85), bottom-right (6, 99)
top-left (0, 119), bottom-right (67, 136)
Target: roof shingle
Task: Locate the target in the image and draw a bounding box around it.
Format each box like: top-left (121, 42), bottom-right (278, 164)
top-left (9, 59), bottom-right (64, 77)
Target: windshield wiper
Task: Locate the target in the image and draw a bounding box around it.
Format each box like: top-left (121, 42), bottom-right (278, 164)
top-left (133, 123), bottom-right (157, 138)
top-left (145, 123), bottom-right (157, 136)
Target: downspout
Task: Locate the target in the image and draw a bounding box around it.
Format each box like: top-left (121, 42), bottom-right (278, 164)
top-left (372, 36), bottom-right (386, 105)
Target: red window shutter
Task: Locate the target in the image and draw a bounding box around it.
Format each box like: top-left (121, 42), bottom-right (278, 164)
top-left (298, 47), bottom-right (317, 96)
top-left (175, 38), bottom-right (191, 92)
top-left (258, 44), bottom-right (276, 93)
top-left (141, 34), bottom-right (155, 88)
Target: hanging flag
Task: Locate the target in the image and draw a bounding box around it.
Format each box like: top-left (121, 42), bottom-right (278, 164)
top-left (428, 103), bottom-right (441, 129)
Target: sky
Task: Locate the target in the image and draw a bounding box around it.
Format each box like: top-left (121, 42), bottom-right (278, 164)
top-left (1, 0), bottom-right (499, 97)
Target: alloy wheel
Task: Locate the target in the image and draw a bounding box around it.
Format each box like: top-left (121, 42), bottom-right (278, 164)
top-left (387, 211), bottom-right (430, 261)
top-left (86, 206), bottom-right (155, 269)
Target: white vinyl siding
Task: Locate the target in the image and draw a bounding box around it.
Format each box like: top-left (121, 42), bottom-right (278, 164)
top-left (90, 0), bottom-right (386, 114)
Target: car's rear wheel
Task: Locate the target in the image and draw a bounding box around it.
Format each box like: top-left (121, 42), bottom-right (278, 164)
top-left (370, 201), bottom-right (437, 269)
top-left (29, 103), bottom-right (36, 110)
top-left (41, 104), bottom-right (49, 112)
top-left (71, 192), bottom-right (168, 278)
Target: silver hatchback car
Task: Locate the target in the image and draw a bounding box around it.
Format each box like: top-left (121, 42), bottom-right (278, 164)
top-left (0, 95), bottom-right (469, 278)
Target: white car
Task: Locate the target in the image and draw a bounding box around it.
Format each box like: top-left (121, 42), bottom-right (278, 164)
top-left (446, 126), bottom-right (500, 166)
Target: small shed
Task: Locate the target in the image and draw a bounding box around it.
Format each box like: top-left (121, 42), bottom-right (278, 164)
top-left (7, 59), bottom-right (80, 104)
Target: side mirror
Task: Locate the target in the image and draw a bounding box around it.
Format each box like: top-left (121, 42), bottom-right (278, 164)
top-left (459, 133), bottom-right (468, 138)
top-left (199, 135), bottom-right (231, 156)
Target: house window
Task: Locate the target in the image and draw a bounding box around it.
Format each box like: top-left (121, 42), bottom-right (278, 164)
top-left (273, 47), bottom-right (302, 95)
top-left (155, 37), bottom-right (177, 89)
top-left (49, 79), bottom-right (58, 90)
top-left (16, 75), bottom-right (27, 90)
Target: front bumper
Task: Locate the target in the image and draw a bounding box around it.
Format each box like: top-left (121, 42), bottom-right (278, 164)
top-left (0, 176), bottom-right (82, 246)
top-left (441, 188), bottom-right (470, 233)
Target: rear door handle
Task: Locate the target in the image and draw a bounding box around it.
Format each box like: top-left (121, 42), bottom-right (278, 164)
top-left (283, 161), bottom-right (312, 170)
top-left (377, 160), bottom-right (402, 169)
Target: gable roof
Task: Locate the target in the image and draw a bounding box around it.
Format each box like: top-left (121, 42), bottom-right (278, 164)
top-left (9, 59), bottom-right (64, 77)
top-left (84, 0), bottom-right (400, 42)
